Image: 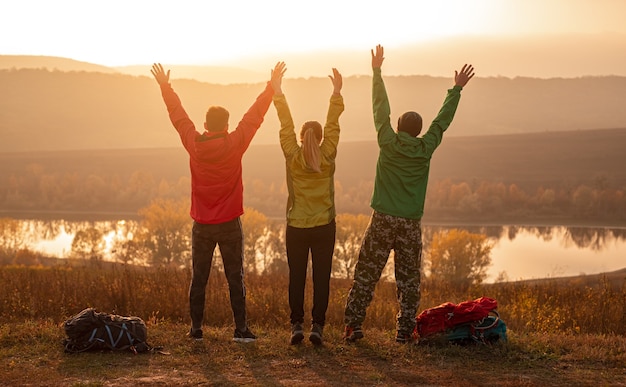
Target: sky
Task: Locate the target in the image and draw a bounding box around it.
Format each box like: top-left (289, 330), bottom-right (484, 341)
top-left (2, 0), bottom-right (626, 77)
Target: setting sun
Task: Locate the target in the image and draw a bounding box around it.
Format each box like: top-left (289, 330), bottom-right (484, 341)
top-left (2, 0), bottom-right (626, 77)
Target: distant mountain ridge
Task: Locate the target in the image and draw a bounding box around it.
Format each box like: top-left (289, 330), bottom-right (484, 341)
top-left (4, 31), bottom-right (626, 79)
top-left (1, 56), bottom-right (626, 153)
top-left (0, 55), bottom-right (117, 74)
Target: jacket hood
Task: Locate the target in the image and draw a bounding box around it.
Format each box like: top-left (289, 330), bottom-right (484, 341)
top-left (194, 131), bottom-right (237, 162)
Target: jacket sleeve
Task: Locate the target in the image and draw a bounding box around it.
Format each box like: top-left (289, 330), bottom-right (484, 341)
top-left (230, 82), bottom-right (274, 151)
top-left (372, 68), bottom-right (395, 146)
top-left (159, 82), bottom-right (198, 154)
top-left (320, 94), bottom-right (344, 159)
top-left (421, 85), bottom-right (462, 155)
top-left (274, 94), bottom-right (299, 158)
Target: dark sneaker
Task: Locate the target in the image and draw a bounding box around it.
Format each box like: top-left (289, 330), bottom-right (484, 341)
top-left (343, 326), bottom-right (364, 342)
top-left (395, 330), bottom-right (418, 344)
top-left (290, 323), bottom-right (304, 345)
top-left (309, 323), bottom-right (324, 346)
top-left (233, 328), bottom-right (257, 343)
top-left (187, 328), bottom-right (203, 341)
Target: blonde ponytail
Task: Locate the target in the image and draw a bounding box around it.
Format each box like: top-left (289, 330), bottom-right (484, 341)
top-left (300, 121), bottom-right (323, 173)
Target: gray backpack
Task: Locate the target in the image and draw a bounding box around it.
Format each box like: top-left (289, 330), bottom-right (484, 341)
top-left (63, 308), bottom-right (151, 354)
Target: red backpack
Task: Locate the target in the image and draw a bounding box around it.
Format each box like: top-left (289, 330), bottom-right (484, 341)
top-left (416, 297), bottom-right (499, 338)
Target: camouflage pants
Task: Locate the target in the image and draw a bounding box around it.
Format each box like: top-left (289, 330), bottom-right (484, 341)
top-left (344, 211), bottom-right (422, 334)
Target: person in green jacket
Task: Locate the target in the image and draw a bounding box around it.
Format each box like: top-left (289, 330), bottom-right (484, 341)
top-left (343, 45), bottom-right (475, 344)
top-left (271, 63), bottom-right (344, 345)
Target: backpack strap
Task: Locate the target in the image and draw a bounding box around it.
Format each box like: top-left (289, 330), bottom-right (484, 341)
top-left (64, 328), bottom-right (101, 353)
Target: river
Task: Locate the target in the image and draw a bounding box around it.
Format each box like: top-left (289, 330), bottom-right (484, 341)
top-left (10, 219), bottom-right (626, 283)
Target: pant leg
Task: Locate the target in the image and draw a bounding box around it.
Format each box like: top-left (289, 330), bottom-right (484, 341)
top-left (217, 217), bottom-right (248, 331)
top-left (344, 212), bottom-right (395, 328)
top-left (189, 221), bottom-right (217, 329)
top-left (394, 218), bottom-right (423, 334)
top-left (286, 225), bottom-right (310, 325)
top-left (310, 220), bottom-right (336, 326)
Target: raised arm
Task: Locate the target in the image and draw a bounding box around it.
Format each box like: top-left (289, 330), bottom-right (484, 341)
top-left (230, 62), bottom-right (284, 149)
top-left (371, 45), bottom-right (394, 146)
top-left (320, 68), bottom-right (344, 158)
top-left (271, 62), bottom-right (298, 157)
top-left (150, 63), bottom-right (197, 154)
top-left (421, 64), bottom-right (476, 154)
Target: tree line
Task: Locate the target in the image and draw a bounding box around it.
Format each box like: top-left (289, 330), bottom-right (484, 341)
top-left (1, 164), bottom-right (625, 223)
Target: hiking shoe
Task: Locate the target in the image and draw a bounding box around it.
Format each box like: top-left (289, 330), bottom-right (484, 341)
top-left (233, 328), bottom-right (257, 343)
top-left (343, 326), bottom-right (364, 342)
top-left (187, 328), bottom-right (203, 341)
top-left (309, 323), bottom-right (324, 346)
top-left (290, 323), bottom-right (304, 345)
top-left (395, 330), bottom-right (418, 344)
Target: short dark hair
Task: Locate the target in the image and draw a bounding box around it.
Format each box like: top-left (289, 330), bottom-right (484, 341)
top-left (205, 106), bottom-right (229, 132)
top-left (397, 111), bottom-right (423, 137)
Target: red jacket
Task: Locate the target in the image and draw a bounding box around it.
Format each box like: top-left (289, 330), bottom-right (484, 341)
top-left (159, 82), bottom-right (273, 224)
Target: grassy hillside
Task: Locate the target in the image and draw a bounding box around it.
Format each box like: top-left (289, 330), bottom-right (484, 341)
top-left (1, 128), bottom-right (624, 194)
top-left (1, 65), bottom-right (626, 152)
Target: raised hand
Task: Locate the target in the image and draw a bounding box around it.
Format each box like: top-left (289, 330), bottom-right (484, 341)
top-left (150, 63), bottom-right (170, 86)
top-left (454, 64), bottom-right (475, 87)
top-left (371, 45), bottom-right (384, 69)
top-left (329, 68), bottom-right (342, 94)
top-left (270, 61), bottom-right (287, 95)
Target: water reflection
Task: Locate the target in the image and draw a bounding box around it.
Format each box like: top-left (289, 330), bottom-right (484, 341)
top-left (4, 219), bottom-right (626, 281)
top-left (420, 224), bottom-right (626, 281)
top-left (426, 224), bottom-right (626, 252)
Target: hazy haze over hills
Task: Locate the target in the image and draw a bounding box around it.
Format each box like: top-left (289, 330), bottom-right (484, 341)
top-left (2, 34), bottom-right (626, 84)
top-left (1, 38), bottom-right (626, 153)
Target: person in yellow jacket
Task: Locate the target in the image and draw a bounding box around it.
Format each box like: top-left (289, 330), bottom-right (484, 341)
top-left (271, 63), bottom-right (344, 345)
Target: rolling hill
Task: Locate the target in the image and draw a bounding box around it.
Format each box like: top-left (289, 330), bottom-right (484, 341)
top-left (1, 128), bottom-right (624, 195)
top-left (1, 55), bottom-right (626, 153)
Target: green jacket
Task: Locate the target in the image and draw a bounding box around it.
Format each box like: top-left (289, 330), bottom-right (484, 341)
top-left (273, 93), bottom-right (344, 228)
top-left (370, 67), bottom-right (463, 220)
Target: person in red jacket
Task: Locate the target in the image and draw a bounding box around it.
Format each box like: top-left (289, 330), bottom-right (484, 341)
top-left (151, 62), bottom-right (286, 343)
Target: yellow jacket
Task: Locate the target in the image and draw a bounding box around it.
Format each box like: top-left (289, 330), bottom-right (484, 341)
top-left (273, 93), bottom-right (344, 228)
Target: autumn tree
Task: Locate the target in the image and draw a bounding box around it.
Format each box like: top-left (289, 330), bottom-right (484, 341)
top-left (137, 198), bottom-right (191, 267)
top-left (0, 218), bottom-right (26, 264)
top-left (333, 213), bottom-right (370, 278)
top-left (252, 219), bottom-right (287, 276)
top-left (241, 207), bottom-right (271, 275)
top-left (426, 229), bottom-right (493, 292)
top-left (111, 220), bottom-right (149, 265)
top-left (70, 227), bottom-right (105, 261)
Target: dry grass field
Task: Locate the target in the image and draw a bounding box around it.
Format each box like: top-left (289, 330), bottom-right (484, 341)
top-left (1, 263), bottom-right (625, 386)
top-left (2, 321), bottom-right (626, 386)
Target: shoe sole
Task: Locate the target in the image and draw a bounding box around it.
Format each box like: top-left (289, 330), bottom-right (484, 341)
top-left (309, 332), bottom-right (322, 346)
top-left (233, 337), bottom-right (256, 343)
top-left (290, 332), bottom-right (304, 345)
top-left (187, 334), bottom-right (203, 341)
top-left (344, 333), bottom-right (364, 342)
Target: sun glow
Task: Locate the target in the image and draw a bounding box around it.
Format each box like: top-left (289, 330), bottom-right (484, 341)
top-left (1, 0), bottom-right (625, 75)
top-left (0, 1), bottom-right (552, 64)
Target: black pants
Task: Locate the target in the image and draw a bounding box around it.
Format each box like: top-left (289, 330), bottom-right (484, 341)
top-left (189, 218), bottom-right (247, 331)
top-left (286, 219), bottom-right (336, 326)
